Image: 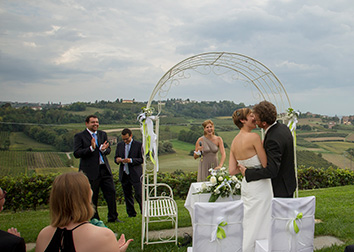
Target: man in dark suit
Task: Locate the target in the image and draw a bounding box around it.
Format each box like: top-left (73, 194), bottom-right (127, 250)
top-left (115, 128), bottom-right (143, 217)
top-left (0, 187), bottom-right (26, 252)
top-left (345, 245), bottom-right (354, 252)
top-left (239, 101), bottom-right (296, 198)
top-left (74, 115), bottom-right (122, 223)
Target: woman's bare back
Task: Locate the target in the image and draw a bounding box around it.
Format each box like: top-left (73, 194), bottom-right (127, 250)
top-left (231, 132), bottom-right (259, 160)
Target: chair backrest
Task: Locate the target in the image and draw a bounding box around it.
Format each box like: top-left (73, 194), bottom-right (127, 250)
top-left (269, 196), bottom-right (316, 252)
top-left (193, 201), bottom-right (243, 252)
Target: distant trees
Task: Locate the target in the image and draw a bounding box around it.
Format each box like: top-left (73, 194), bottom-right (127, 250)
top-left (164, 99), bottom-right (246, 118)
top-left (65, 102), bottom-right (86, 111)
top-left (178, 125), bottom-right (202, 144)
top-left (297, 124), bottom-right (312, 131)
top-left (158, 141), bottom-right (176, 155)
top-left (177, 124), bottom-right (229, 149)
top-left (0, 131), bottom-right (10, 150)
top-left (23, 126), bottom-right (77, 152)
top-left (0, 105), bottom-right (83, 132)
top-left (321, 115), bottom-right (340, 123)
top-left (0, 100), bottom-right (256, 130)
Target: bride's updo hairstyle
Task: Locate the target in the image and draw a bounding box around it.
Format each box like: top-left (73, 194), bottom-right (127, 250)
top-left (202, 119), bottom-right (215, 135)
top-left (50, 172), bottom-right (94, 227)
top-left (232, 108), bottom-right (252, 129)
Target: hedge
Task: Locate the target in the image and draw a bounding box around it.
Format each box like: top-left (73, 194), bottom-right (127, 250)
top-left (297, 166), bottom-right (354, 189)
top-left (1, 167), bottom-right (353, 212)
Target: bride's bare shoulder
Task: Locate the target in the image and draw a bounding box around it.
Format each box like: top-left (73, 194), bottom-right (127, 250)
top-left (247, 132), bottom-right (261, 141)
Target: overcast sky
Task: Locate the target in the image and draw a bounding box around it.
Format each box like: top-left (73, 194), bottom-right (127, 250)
top-left (1, 0), bottom-right (354, 116)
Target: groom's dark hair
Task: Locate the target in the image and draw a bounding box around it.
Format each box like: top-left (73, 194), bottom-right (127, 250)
top-left (253, 101), bottom-right (277, 125)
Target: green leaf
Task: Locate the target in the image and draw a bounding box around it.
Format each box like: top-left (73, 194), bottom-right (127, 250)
top-left (209, 193), bottom-right (220, 202)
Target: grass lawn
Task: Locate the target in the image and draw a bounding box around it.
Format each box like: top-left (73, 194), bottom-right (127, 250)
top-left (158, 149), bottom-right (197, 173)
top-left (300, 185), bottom-right (354, 251)
top-left (0, 185), bottom-right (353, 251)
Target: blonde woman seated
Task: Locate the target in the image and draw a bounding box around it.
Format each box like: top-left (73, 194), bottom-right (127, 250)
top-left (36, 172), bottom-right (133, 252)
top-left (229, 108), bottom-right (272, 252)
top-left (194, 119), bottom-right (226, 182)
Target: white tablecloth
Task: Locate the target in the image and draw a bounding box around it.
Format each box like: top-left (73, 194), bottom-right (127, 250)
top-left (184, 182), bottom-right (240, 221)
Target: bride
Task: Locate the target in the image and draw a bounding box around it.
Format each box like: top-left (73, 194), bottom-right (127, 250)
top-left (229, 108), bottom-right (273, 252)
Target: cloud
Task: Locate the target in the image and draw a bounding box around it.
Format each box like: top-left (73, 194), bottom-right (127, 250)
top-left (0, 0), bottom-right (354, 116)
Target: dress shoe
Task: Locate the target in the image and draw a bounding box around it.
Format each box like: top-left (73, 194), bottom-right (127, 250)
top-left (108, 218), bottom-right (124, 223)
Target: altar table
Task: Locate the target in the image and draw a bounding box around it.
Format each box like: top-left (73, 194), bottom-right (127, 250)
top-left (184, 182), bottom-right (240, 221)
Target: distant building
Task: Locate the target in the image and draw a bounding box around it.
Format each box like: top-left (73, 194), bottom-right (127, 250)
top-left (328, 121), bottom-right (336, 129)
top-left (305, 112), bottom-right (321, 118)
top-left (122, 99), bottom-right (135, 103)
top-left (31, 106), bottom-right (43, 111)
top-left (342, 116), bottom-right (352, 125)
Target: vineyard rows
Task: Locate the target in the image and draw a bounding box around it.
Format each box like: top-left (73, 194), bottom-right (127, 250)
top-left (0, 151), bottom-right (68, 176)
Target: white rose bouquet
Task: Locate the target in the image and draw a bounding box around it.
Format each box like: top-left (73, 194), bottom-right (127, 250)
top-left (198, 167), bottom-right (242, 202)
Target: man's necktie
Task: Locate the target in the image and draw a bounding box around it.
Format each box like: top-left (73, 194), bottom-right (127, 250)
top-left (124, 143), bottom-right (130, 175)
top-left (92, 133), bottom-right (104, 164)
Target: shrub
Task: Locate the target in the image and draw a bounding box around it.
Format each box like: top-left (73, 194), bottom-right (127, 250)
top-left (1, 168), bottom-right (353, 211)
top-left (297, 166), bottom-right (354, 189)
top-left (0, 173), bottom-right (57, 212)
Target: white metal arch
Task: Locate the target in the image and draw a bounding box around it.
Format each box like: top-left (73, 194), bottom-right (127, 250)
top-left (146, 52), bottom-right (291, 113)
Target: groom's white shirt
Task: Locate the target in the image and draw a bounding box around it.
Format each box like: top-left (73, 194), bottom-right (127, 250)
top-left (264, 121), bottom-right (277, 136)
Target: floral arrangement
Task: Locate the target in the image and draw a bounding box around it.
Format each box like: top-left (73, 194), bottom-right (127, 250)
top-left (198, 167), bottom-right (242, 202)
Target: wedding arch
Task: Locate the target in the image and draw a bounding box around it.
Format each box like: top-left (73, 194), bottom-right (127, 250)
top-left (139, 52), bottom-right (298, 249)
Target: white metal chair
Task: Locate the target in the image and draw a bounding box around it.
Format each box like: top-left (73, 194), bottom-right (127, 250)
top-left (255, 196), bottom-right (316, 252)
top-left (139, 110), bottom-right (179, 249)
top-left (141, 173), bottom-right (178, 249)
top-left (188, 200), bottom-right (244, 252)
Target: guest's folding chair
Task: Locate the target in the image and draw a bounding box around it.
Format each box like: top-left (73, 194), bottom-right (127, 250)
top-left (255, 196), bottom-right (316, 252)
top-left (188, 200), bottom-right (244, 252)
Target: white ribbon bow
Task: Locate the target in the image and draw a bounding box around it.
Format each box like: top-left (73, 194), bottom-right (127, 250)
top-left (286, 210), bottom-right (306, 251)
top-left (137, 111), bottom-right (159, 171)
top-left (287, 108), bottom-right (299, 133)
top-left (210, 217), bottom-right (227, 242)
top-left (287, 210), bottom-right (303, 235)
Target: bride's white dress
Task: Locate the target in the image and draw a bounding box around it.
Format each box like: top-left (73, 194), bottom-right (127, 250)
top-left (238, 155), bottom-right (273, 252)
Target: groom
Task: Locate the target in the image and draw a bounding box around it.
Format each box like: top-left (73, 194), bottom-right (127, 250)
top-left (239, 101), bottom-right (296, 198)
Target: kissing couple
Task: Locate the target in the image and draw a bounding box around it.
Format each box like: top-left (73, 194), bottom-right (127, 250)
top-left (229, 100), bottom-right (296, 252)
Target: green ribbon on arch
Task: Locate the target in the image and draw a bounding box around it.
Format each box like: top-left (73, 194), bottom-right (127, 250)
top-left (287, 107), bottom-right (298, 146)
top-left (216, 221), bottom-right (228, 240)
top-left (293, 212), bottom-right (303, 234)
top-left (142, 120), bottom-right (156, 165)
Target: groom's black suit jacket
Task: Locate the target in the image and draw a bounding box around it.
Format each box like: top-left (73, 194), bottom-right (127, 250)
top-left (245, 123), bottom-right (296, 197)
top-left (73, 129), bottom-right (112, 180)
